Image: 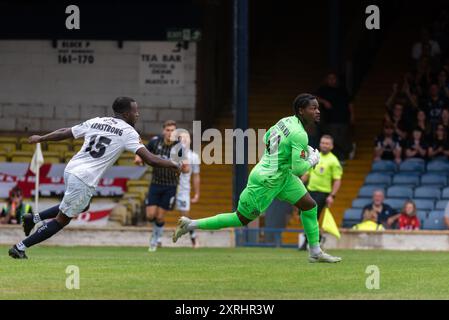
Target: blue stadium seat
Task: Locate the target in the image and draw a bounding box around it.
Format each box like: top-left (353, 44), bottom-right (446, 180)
top-left (371, 160), bottom-right (397, 173)
top-left (414, 199), bottom-right (435, 211)
top-left (420, 173), bottom-right (448, 187)
top-left (358, 185), bottom-right (385, 198)
top-left (427, 160), bottom-right (449, 172)
top-left (384, 198), bottom-right (407, 210)
top-left (392, 173), bottom-right (420, 186)
top-left (399, 159), bottom-right (426, 172)
top-left (365, 173), bottom-right (392, 185)
top-left (342, 209), bottom-right (362, 228)
top-left (435, 200), bottom-right (449, 210)
top-left (417, 210), bottom-right (429, 223)
top-left (414, 186), bottom-right (441, 200)
top-left (442, 187), bottom-right (449, 199)
top-left (352, 198), bottom-right (372, 209)
top-left (386, 186), bottom-right (414, 199)
top-left (422, 211), bottom-right (447, 230)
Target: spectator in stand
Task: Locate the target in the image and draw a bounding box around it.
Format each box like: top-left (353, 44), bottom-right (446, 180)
top-left (441, 108), bottom-right (449, 131)
top-left (352, 209), bottom-right (385, 231)
top-left (423, 84), bottom-right (449, 131)
top-left (404, 127), bottom-right (428, 160)
top-left (374, 121), bottom-right (402, 164)
top-left (428, 124), bottom-right (449, 159)
top-left (412, 28), bottom-right (441, 61)
top-left (437, 70), bottom-right (449, 99)
top-left (0, 187), bottom-right (33, 225)
top-left (398, 200), bottom-right (420, 231)
top-left (414, 109), bottom-right (432, 140)
top-left (315, 72), bottom-right (354, 162)
top-left (414, 57), bottom-right (432, 97)
top-left (386, 103), bottom-right (409, 140)
top-left (362, 190), bottom-right (400, 229)
top-left (445, 201), bottom-right (449, 229)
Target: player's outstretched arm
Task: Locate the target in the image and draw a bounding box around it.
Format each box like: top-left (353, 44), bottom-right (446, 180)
top-left (28, 128), bottom-right (74, 144)
top-left (136, 147), bottom-right (180, 170)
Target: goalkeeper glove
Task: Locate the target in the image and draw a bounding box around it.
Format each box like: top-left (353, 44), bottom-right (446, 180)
top-left (307, 146), bottom-right (320, 167)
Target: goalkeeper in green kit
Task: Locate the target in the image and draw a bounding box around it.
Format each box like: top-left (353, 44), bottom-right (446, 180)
top-left (173, 93), bottom-right (341, 263)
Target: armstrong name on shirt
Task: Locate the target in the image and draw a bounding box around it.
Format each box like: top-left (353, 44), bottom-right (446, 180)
top-left (90, 122), bottom-right (124, 136)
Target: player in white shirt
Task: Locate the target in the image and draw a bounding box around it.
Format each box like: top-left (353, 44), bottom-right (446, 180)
top-left (175, 131), bottom-right (200, 248)
top-left (9, 97), bottom-right (181, 259)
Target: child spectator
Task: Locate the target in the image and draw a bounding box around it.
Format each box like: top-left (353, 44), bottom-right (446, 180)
top-left (352, 209), bottom-right (385, 231)
top-left (428, 124), bottom-right (449, 159)
top-left (398, 200), bottom-right (421, 231)
top-left (405, 127), bottom-right (428, 160)
top-left (374, 121), bottom-right (402, 164)
top-left (414, 109), bottom-right (432, 140)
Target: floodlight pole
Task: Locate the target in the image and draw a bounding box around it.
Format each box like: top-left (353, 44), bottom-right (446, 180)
top-left (232, 0), bottom-right (249, 211)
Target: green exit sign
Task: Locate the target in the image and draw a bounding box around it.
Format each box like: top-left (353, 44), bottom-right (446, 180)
top-left (167, 28), bottom-right (201, 42)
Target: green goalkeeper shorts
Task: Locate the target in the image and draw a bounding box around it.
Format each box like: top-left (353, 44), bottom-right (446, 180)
top-left (237, 169), bottom-right (308, 220)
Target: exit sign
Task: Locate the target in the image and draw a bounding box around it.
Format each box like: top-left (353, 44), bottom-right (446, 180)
top-left (167, 28), bottom-right (201, 42)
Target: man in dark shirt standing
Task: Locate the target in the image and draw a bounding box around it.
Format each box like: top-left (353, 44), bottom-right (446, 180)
top-left (135, 120), bottom-right (184, 252)
top-left (316, 72), bottom-right (355, 162)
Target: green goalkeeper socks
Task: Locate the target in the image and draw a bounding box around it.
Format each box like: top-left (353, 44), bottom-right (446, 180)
top-left (300, 206), bottom-right (320, 246)
top-left (196, 212), bottom-right (243, 230)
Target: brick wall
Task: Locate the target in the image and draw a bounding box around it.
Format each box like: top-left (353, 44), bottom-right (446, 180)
top-left (0, 40), bottom-right (196, 135)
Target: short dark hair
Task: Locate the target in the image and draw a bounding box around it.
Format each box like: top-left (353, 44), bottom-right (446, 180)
top-left (112, 97), bottom-right (136, 114)
top-left (292, 93), bottom-right (316, 116)
top-left (163, 120), bottom-right (177, 128)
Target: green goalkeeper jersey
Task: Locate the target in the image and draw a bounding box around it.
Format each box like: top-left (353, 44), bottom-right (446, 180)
top-left (254, 115), bottom-right (311, 183)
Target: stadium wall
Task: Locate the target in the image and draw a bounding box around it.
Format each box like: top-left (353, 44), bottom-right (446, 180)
top-left (0, 225), bottom-right (235, 248)
top-left (325, 230), bottom-right (449, 252)
top-left (0, 40), bottom-right (196, 134)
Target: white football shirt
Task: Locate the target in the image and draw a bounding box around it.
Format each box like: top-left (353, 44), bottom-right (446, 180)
top-left (177, 150), bottom-right (200, 194)
top-left (65, 117), bottom-right (145, 187)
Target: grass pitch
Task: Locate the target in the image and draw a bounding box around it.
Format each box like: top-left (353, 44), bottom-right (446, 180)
top-left (1, 246), bottom-right (449, 300)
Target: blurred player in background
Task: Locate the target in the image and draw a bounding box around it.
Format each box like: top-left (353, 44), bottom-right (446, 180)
top-left (135, 120), bottom-right (188, 252)
top-left (175, 130), bottom-right (200, 248)
top-left (0, 187), bottom-right (33, 225)
top-left (173, 94), bottom-right (342, 263)
top-left (300, 134), bottom-right (342, 250)
top-left (9, 97), bottom-right (181, 259)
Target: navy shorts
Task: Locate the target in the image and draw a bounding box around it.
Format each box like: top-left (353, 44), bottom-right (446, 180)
top-left (145, 184), bottom-right (177, 211)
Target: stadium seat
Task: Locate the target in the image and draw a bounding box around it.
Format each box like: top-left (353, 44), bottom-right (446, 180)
top-left (417, 210), bottom-right (429, 225)
top-left (73, 140), bottom-right (84, 152)
top-left (358, 185), bottom-right (385, 198)
top-left (0, 141), bottom-right (17, 153)
top-left (371, 160), bottom-right (397, 173)
top-left (435, 200), bottom-right (448, 210)
top-left (399, 159), bottom-right (426, 172)
top-left (414, 186), bottom-right (441, 200)
top-left (422, 211), bottom-right (447, 230)
top-left (442, 187), bottom-right (449, 200)
top-left (117, 152), bottom-right (136, 166)
top-left (19, 137), bottom-right (36, 152)
top-left (365, 173), bottom-right (392, 185)
top-left (352, 198), bottom-right (372, 209)
top-left (10, 151), bottom-right (33, 163)
top-left (386, 186), bottom-right (413, 199)
top-left (342, 208), bottom-right (362, 228)
top-left (427, 159), bottom-right (449, 172)
top-left (42, 151), bottom-right (61, 164)
top-left (392, 173), bottom-right (420, 186)
top-left (384, 198), bottom-right (407, 210)
top-left (414, 199), bottom-right (435, 211)
top-left (420, 173), bottom-right (448, 187)
top-left (47, 141), bottom-right (71, 153)
top-left (0, 151), bottom-right (7, 162)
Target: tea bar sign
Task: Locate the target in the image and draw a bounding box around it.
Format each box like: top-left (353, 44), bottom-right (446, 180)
top-left (140, 42), bottom-right (184, 89)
